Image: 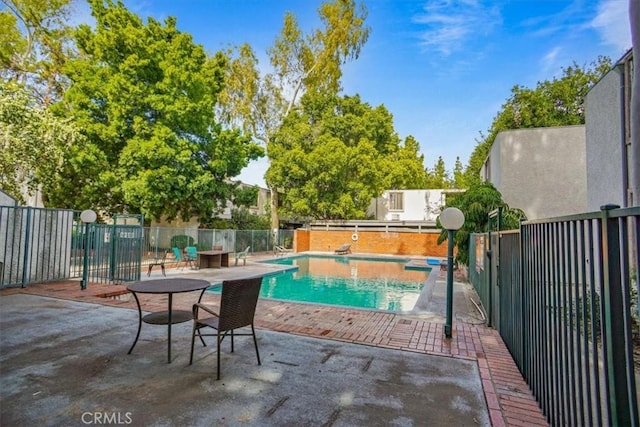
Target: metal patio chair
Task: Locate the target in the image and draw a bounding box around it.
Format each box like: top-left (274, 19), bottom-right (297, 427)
top-left (172, 247), bottom-right (194, 270)
top-left (189, 276), bottom-right (263, 380)
top-left (147, 250), bottom-right (169, 276)
top-left (185, 246), bottom-right (199, 269)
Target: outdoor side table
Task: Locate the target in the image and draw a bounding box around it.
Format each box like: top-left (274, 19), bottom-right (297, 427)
top-left (127, 278), bottom-right (211, 363)
top-left (197, 250), bottom-right (231, 268)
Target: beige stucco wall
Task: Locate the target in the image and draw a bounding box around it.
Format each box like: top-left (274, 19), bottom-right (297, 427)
top-left (585, 57), bottom-right (628, 210)
top-left (0, 190), bottom-right (17, 206)
top-left (487, 126), bottom-right (587, 220)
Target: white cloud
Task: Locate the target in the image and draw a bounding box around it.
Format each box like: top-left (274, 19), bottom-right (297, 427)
top-left (540, 46), bottom-right (562, 75)
top-left (591, 0), bottom-right (632, 52)
top-left (413, 0), bottom-right (502, 56)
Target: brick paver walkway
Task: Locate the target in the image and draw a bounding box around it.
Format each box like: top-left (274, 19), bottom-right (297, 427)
top-left (1, 279), bottom-right (548, 426)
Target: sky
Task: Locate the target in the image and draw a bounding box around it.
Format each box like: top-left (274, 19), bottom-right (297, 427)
top-left (74, 0), bottom-right (632, 187)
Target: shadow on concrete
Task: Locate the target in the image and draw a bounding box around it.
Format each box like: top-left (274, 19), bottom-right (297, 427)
top-left (1, 293), bottom-right (490, 426)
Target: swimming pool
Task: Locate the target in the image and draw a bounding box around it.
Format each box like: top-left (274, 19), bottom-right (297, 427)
top-left (254, 255), bottom-right (431, 311)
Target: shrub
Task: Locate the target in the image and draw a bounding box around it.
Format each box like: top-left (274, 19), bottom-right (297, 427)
top-left (170, 235), bottom-right (194, 249)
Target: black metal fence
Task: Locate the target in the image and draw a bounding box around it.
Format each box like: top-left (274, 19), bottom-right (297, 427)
top-left (0, 206), bottom-right (80, 287)
top-left (1, 205), bottom-right (295, 288)
top-left (82, 215), bottom-right (145, 285)
top-left (469, 205), bottom-right (640, 426)
top-left (0, 206), bottom-right (146, 288)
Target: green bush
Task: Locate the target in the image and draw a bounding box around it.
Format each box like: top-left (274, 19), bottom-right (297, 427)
top-left (170, 235), bottom-right (194, 249)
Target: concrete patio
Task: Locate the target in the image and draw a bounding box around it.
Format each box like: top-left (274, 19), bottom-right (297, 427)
top-left (0, 255), bottom-right (548, 426)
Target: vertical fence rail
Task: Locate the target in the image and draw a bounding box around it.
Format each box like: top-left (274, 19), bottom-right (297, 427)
top-left (471, 205), bottom-right (639, 426)
top-left (468, 235), bottom-right (489, 315)
top-left (498, 231), bottom-right (523, 367)
top-left (481, 206), bottom-right (640, 426)
top-left (0, 206), bottom-right (79, 287)
top-left (139, 227), bottom-right (295, 265)
top-left (1, 206), bottom-right (295, 289)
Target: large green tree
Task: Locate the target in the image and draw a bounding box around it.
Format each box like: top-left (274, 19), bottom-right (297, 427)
top-left (218, 0), bottom-right (370, 228)
top-left (385, 135), bottom-right (428, 190)
top-left (439, 182), bottom-right (525, 265)
top-left (51, 0), bottom-right (262, 221)
top-left (267, 92), bottom-right (426, 220)
top-left (425, 156), bottom-right (451, 189)
top-left (0, 0), bottom-right (74, 105)
top-left (464, 57), bottom-right (612, 185)
top-left (0, 81), bottom-right (83, 203)
top-left (0, 0), bottom-right (80, 204)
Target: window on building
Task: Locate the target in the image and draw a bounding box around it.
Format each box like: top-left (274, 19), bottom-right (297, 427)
top-left (389, 192), bottom-right (404, 211)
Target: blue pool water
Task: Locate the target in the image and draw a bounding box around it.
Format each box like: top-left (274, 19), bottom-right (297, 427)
top-left (253, 255), bottom-right (431, 311)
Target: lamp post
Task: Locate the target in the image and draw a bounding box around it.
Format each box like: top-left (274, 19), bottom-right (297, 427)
top-left (439, 207), bottom-right (465, 338)
top-left (80, 209), bottom-right (97, 290)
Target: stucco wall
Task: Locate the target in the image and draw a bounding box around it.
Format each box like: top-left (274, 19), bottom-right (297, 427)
top-left (489, 126), bottom-right (587, 219)
top-left (294, 229), bottom-right (447, 257)
top-left (585, 67), bottom-right (625, 210)
top-left (0, 190), bottom-right (17, 206)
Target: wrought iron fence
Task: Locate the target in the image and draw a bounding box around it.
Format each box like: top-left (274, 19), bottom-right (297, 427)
top-left (0, 206), bottom-right (81, 287)
top-left (82, 215), bottom-right (144, 286)
top-left (1, 205), bottom-right (292, 288)
top-left (470, 205), bottom-right (640, 426)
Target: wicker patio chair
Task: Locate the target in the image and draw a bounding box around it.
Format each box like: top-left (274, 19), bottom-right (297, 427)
top-left (189, 276), bottom-right (263, 380)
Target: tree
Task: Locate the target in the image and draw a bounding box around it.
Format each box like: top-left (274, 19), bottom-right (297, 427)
top-left (0, 80), bottom-right (83, 204)
top-left (452, 156), bottom-right (466, 188)
top-left (218, 0), bottom-right (370, 229)
top-left (384, 135), bottom-right (428, 190)
top-left (267, 92), bottom-right (425, 220)
top-left (51, 0), bottom-right (263, 221)
top-left (425, 156), bottom-right (451, 188)
top-left (0, 0), bottom-right (75, 105)
top-left (464, 57), bottom-right (612, 185)
top-left (438, 182), bottom-right (525, 265)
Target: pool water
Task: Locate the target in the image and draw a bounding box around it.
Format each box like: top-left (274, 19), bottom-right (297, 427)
top-left (256, 255), bottom-right (430, 311)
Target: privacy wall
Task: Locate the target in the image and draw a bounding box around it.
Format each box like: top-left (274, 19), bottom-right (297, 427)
top-left (294, 229), bottom-right (447, 257)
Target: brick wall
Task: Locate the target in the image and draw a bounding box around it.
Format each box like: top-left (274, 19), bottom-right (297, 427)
top-left (294, 229), bottom-right (310, 252)
top-left (294, 229), bottom-right (448, 257)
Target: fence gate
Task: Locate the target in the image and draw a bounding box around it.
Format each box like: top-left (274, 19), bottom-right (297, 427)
top-left (84, 214), bottom-right (144, 285)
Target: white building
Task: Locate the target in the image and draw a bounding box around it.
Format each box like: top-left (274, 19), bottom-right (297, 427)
top-left (480, 125), bottom-right (587, 220)
top-left (480, 49), bottom-right (636, 220)
top-left (367, 189), bottom-right (464, 221)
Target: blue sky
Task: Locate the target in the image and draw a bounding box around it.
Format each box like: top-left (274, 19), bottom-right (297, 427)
top-left (76, 0), bottom-right (632, 187)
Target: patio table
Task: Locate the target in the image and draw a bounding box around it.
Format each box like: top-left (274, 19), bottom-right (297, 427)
top-left (127, 278), bottom-right (211, 363)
